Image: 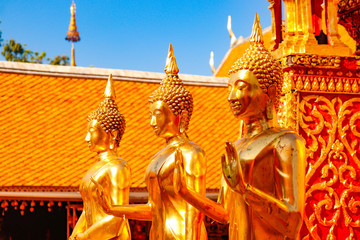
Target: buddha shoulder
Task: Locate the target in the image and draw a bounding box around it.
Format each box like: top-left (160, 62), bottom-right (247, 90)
top-left (104, 158), bottom-right (131, 187)
top-left (178, 140), bottom-right (206, 177)
top-left (272, 129), bottom-right (306, 163)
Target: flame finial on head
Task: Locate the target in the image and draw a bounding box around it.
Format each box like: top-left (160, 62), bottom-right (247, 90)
top-left (165, 43), bottom-right (179, 75)
top-left (104, 74), bottom-right (116, 100)
top-left (250, 13), bottom-right (264, 44)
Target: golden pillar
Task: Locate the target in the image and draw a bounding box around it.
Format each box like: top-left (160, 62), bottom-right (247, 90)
top-left (275, 2), bottom-right (360, 239)
top-left (273, 0), bottom-right (352, 57)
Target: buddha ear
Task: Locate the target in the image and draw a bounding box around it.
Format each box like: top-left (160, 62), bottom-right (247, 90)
top-left (266, 85), bottom-right (277, 120)
top-left (179, 110), bottom-right (188, 133)
top-left (109, 130), bottom-right (118, 150)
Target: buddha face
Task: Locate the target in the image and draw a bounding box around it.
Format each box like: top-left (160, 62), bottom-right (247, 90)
top-left (228, 69), bottom-right (268, 119)
top-left (85, 120), bottom-right (112, 153)
top-left (149, 100), bottom-right (180, 139)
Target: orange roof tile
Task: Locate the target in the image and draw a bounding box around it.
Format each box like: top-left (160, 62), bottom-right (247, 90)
top-left (0, 68), bottom-right (238, 192)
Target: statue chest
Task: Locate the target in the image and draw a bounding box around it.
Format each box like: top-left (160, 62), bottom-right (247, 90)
top-left (80, 162), bottom-right (107, 199)
top-left (146, 146), bottom-right (177, 194)
top-left (145, 146), bottom-right (180, 201)
top-left (237, 136), bottom-right (277, 193)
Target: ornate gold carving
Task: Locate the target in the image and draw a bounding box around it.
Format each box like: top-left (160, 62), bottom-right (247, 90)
top-left (300, 95), bottom-right (360, 239)
top-left (338, 0), bottom-right (360, 55)
top-left (294, 76), bottom-right (360, 94)
top-left (282, 55), bottom-right (360, 70)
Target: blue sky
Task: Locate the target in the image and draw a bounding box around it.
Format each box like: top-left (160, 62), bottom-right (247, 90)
top-left (0, 1), bottom-right (271, 76)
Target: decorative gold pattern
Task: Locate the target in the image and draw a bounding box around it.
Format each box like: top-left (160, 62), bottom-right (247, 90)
top-left (293, 76), bottom-right (360, 94)
top-left (338, 0), bottom-right (360, 55)
top-left (299, 95), bottom-right (360, 239)
top-left (283, 55), bottom-right (360, 69)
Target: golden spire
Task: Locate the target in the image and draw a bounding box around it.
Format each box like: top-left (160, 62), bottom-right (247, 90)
top-left (164, 43), bottom-right (179, 75)
top-left (65, 0), bottom-right (80, 43)
top-left (104, 74), bottom-right (116, 100)
top-left (65, 0), bottom-right (80, 66)
top-left (249, 13), bottom-right (264, 44)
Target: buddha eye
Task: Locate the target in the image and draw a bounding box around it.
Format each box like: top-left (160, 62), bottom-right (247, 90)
top-left (154, 110), bottom-right (162, 115)
top-left (236, 81), bottom-right (247, 90)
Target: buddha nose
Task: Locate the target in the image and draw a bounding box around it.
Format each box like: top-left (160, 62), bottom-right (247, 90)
top-left (85, 132), bottom-right (90, 142)
top-left (150, 116), bottom-right (156, 127)
top-left (228, 87), bottom-right (237, 102)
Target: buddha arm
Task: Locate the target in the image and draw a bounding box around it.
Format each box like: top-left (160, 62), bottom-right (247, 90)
top-left (107, 203), bottom-right (152, 221)
top-left (185, 174), bottom-right (204, 240)
top-left (179, 181), bottom-right (229, 224)
top-left (83, 164), bottom-right (131, 239)
top-left (175, 149), bottom-right (229, 225)
top-left (69, 211), bottom-right (86, 239)
top-left (92, 176), bottom-right (152, 221)
top-left (243, 134), bottom-right (305, 239)
top-left (183, 149), bottom-right (207, 240)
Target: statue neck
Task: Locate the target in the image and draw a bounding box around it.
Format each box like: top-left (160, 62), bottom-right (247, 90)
top-left (98, 150), bottom-right (118, 162)
top-left (166, 133), bottom-right (187, 146)
top-left (242, 114), bottom-right (269, 138)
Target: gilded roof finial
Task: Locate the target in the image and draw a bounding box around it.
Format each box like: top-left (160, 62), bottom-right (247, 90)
top-left (65, 0), bottom-right (80, 43)
top-left (209, 51), bottom-right (215, 74)
top-left (227, 15), bottom-right (237, 47)
top-left (165, 43), bottom-right (179, 75)
top-left (104, 74), bottom-right (116, 100)
top-left (250, 13), bottom-right (264, 44)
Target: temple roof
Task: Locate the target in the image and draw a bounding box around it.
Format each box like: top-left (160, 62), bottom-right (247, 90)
top-left (0, 61), bottom-right (237, 193)
top-left (215, 24), bottom-right (357, 77)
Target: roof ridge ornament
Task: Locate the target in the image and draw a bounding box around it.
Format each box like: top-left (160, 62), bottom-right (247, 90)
top-left (250, 13), bottom-right (264, 44)
top-left (227, 15), bottom-right (237, 47)
top-left (104, 74), bottom-right (116, 100)
top-left (164, 43), bottom-right (179, 75)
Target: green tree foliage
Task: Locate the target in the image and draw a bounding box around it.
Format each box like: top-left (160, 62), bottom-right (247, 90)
top-left (47, 55), bottom-right (70, 66)
top-left (1, 39), bottom-right (69, 65)
top-left (1, 20), bottom-right (70, 65)
top-left (2, 39), bottom-right (46, 63)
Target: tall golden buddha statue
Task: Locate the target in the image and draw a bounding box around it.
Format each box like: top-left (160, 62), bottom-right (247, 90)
top-left (93, 44), bottom-right (207, 240)
top-left (69, 74), bottom-right (131, 240)
top-left (173, 13), bottom-right (305, 240)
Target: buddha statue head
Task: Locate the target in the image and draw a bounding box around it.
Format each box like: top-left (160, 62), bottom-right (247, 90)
top-left (228, 13), bottom-right (283, 121)
top-left (86, 74), bottom-right (126, 152)
top-left (148, 43), bottom-right (193, 140)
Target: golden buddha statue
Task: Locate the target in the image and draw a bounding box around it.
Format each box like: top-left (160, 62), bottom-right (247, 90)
top-left (69, 74), bottom-right (131, 240)
top-left (93, 44), bottom-right (207, 240)
top-left (173, 14), bottom-right (305, 240)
